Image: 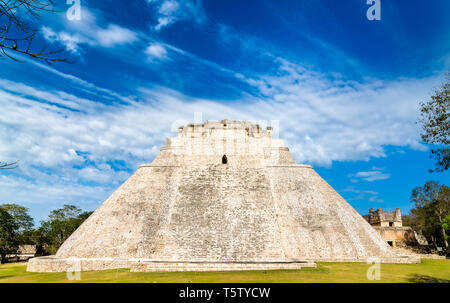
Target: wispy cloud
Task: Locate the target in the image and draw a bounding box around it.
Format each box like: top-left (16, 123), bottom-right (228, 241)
top-left (349, 167), bottom-right (391, 182)
top-left (41, 27), bottom-right (82, 54)
top-left (0, 62), bottom-right (437, 214)
top-left (41, 8), bottom-right (138, 54)
top-left (355, 171), bottom-right (390, 182)
top-left (96, 24), bottom-right (138, 47)
top-left (341, 187), bottom-right (384, 204)
top-left (145, 42), bottom-right (169, 60)
top-left (0, 57), bottom-right (438, 171)
top-left (1, 1), bottom-right (446, 219)
top-left (147, 0), bottom-right (206, 31)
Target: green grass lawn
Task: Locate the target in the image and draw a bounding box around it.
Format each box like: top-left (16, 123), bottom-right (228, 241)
top-left (0, 259), bottom-right (449, 283)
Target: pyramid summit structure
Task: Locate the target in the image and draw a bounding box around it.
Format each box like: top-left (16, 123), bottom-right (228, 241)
top-left (28, 120), bottom-right (419, 272)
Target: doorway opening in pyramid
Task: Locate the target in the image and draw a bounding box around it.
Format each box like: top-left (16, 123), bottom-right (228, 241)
top-left (222, 154), bottom-right (228, 164)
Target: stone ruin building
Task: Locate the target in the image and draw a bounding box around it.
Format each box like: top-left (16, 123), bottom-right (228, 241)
top-left (364, 208), bottom-right (403, 228)
top-left (5, 245), bottom-right (36, 262)
top-left (28, 120), bottom-right (419, 272)
top-left (363, 208), bottom-right (426, 247)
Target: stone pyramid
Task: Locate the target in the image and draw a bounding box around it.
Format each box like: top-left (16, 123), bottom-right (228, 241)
top-left (28, 120), bottom-right (418, 272)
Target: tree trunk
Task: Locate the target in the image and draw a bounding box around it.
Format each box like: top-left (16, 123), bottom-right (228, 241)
top-left (431, 234), bottom-right (438, 249)
top-left (437, 214), bottom-right (449, 249)
top-left (441, 225), bottom-right (449, 249)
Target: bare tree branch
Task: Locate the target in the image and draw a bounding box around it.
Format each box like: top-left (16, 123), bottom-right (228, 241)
top-left (0, 160), bottom-right (19, 169)
top-left (0, 0), bottom-right (70, 63)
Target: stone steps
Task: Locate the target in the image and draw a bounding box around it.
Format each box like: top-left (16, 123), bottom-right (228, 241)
top-left (162, 166), bottom-right (287, 262)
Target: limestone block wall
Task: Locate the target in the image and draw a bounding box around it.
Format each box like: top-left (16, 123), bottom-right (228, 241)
top-left (265, 166), bottom-right (395, 260)
top-left (373, 226), bottom-right (417, 246)
top-left (364, 208), bottom-right (403, 227)
top-left (163, 120), bottom-right (289, 167)
top-left (56, 166), bottom-right (180, 258)
top-left (155, 165), bottom-right (286, 262)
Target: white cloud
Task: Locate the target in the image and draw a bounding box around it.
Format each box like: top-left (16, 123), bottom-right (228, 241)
top-left (368, 196), bottom-right (384, 203)
top-left (351, 167), bottom-right (391, 182)
top-left (236, 58), bottom-right (435, 166)
top-left (340, 187), bottom-right (384, 203)
top-left (355, 171), bottom-right (390, 182)
top-left (148, 0), bottom-right (206, 31)
top-left (0, 68), bottom-right (437, 173)
top-left (41, 8), bottom-right (138, 53)
top-left (0, 47), bottom-right (441, 218)
top-left (21, 58), bottom-right (137, 104)
top-left (42, 26), bottom-right (83, 54)
top-left (159, 0), bottom-right (179, 15)
top-left (0, 171), bottom-right (112, 219)
top-left (145, 42), bottom-right (168, 60)
top-left (96, 24), bottom-right (138, 47)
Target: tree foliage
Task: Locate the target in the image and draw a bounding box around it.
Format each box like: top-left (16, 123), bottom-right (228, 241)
top-left (0, 208), bottom-right (18, 262)
top-left (408, 181), bottom-right (450, 250)
top-left (443, 215), bottom-right (450, 241)
top-left (0, 0), bottom-right (69, 62)
top-left (0, 203), bottom-right (33, 230)
top-left (0, 203), bottom-right (34, 247)
top-left (0, 203), bottom-right (92, 259)
top-left (0, 203), bottom-right (37, 262)
top-left (419, 73), bottom-right (450, 172)
top-left (37, 204), bottom-right (92, 254)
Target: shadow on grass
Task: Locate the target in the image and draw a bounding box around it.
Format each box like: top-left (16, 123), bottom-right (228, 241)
top-left (407, 274), bottom-right (450, 283)
top-left (0, 275), bottom-right (16, 280)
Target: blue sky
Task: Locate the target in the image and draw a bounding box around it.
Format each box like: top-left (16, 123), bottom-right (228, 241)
top-left (0, 0), bottom-right (449, 224)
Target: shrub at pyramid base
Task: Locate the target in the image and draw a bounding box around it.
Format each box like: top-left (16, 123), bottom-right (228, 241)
top-left (27, 121), bottom-right (419, 272)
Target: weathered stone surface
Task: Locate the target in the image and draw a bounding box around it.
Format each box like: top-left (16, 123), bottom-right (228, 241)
top-left (26, 256), bottom-right (317, 272)
top-left (131, 261), bottom-right (317, 272)
top-left (363, 208), bottom-right (426, 248)
top-left (27, 120), bottom-right (419, 272)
